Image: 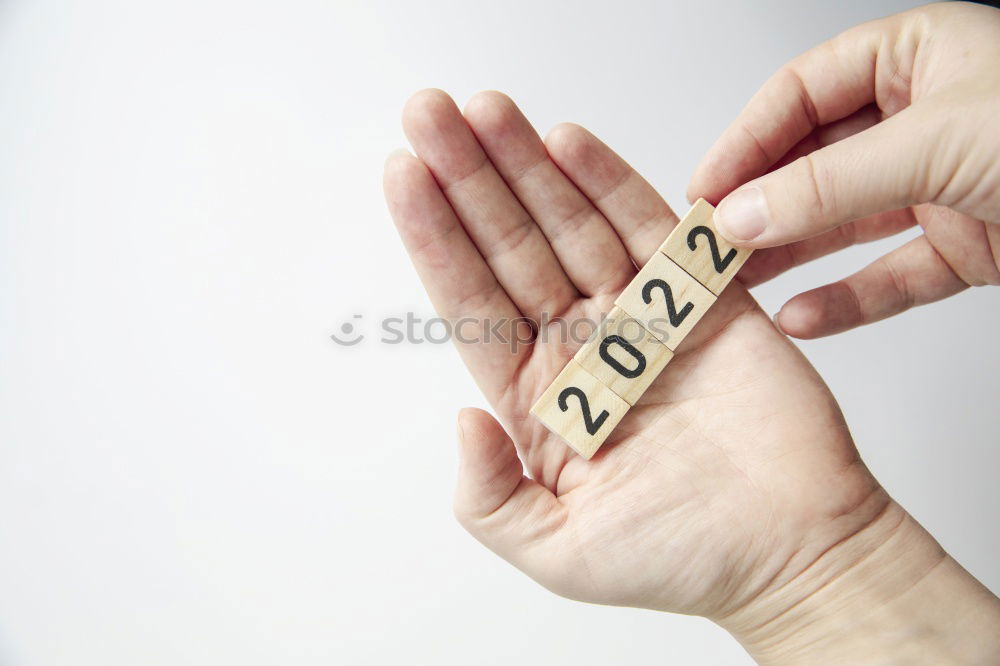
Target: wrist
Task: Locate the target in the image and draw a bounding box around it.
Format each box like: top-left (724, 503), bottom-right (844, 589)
top-left (718, 498), bottom-right (1000, 665)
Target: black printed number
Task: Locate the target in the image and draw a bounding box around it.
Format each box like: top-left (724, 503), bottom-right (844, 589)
top-left (687, 225), bottom-right (737, 273)
top-left (642, 279), bottom-right (693, 327)
top-left (558, 387), bottom-right (609, 435)
top-left (599, 335), bottom-right (646, 379)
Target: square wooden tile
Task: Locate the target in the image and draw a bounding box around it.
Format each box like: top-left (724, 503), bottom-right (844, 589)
top-left (658, 198), bottom-right (751, 295)
top-left (574, 306), bottom-right (674, 405)
top-left (530, 359), bottom-right (630, 459)
top-left (614, 252), bottom-right (716, 350)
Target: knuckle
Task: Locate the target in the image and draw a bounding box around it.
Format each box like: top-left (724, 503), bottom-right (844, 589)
top-left (797, 152), bottom-right (836, 223)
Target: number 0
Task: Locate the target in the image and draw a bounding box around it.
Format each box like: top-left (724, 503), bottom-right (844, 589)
top-left (599, 335), bottom-right (646, 379)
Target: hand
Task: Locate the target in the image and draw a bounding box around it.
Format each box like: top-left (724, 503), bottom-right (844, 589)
top-left (689, 1), bottom-right (1000, 339)
top-left (384, 89), bottom-right (1000, 663)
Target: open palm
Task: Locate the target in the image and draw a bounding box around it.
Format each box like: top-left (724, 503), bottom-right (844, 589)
top-left (384, 90), bottom-right (891, 621)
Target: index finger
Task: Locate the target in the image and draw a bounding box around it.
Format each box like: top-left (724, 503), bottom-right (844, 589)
top-left (687, 11), bottom-right (907, 204)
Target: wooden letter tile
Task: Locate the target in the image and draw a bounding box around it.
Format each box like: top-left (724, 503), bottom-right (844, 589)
top-left (530, 359), bottom-right (630, 459)
top-left (658, 198), bottom-right (751, 295)
top-left (574, 306), bottom-right (674, 405)
top-left (614, 252), bottom-right (716, 350)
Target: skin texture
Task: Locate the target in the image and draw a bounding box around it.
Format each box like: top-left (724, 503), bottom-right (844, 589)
top-left (383, 88), bottom-right (1000, 663)
top-left (385, 88), bottom-right (883, 617)
top-left (689, 2), bottom-right (1000, 339)
top-left (381, 6), bottom-right (1000, 661)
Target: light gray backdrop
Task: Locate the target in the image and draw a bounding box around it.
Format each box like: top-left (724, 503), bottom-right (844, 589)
top-left (0, 0), bottom-right (995, 664)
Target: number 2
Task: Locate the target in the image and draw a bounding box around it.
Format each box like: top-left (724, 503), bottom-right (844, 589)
top-left (558, 387), bottom-right (609, 435)
top-left (687, 225), bottom-right (737, 273)
top-left (642, 278), bottom-right (693, 327)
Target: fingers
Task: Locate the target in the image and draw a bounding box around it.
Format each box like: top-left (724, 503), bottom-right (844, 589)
top-left (545, 123), bottom-right (679, 264)
top-left (920, 205), bottom-right (1000, 287)
top-left (384, 151), bottom-right (527, 402)
top-left (733, 104), bottom-right (909, 286)
top-left (768, 104), bottom-right (881, 172)
top-left (454, 408), bottom-right (566, 569)
top-left (688, 13), bottom-right (902, 203)
top-left (775, 234), bottom-right (969, 339)
top-left (739, 208), bottom-right (916, 288)
top-left (711, 105), bottom-right (949, 248)
top-left (463, 92), bottom-right (635, 298)
top-left (685, 11), bottom-right (943, 252)
top-left (402, 89), bottom-right (578, 320)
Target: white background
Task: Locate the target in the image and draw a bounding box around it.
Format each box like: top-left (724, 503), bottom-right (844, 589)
top-left (0, 0), bottom-right (997, 664)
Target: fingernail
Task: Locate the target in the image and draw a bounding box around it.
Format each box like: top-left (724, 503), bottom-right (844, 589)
top-left (715, 187), bottom-right (769, 242)
top-left (772, 310), bottom-right (785, 334)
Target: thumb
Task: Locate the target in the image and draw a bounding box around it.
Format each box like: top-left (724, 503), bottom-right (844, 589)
top-left (454, 407), bottom-right (525, 520)
top-left (712, 105), bottom-right (948, 248)
top-left (453, 408), bottom-right (565, 565)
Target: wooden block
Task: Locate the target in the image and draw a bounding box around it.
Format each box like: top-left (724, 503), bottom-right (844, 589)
top-left (658, 198), bottom-right (752, 295)
top-left (530, 359), bottom-right (630, 459)
top-left (574, 306), bottom-right (674, 405)
top-left (614, 252), bottom-right (716, 350)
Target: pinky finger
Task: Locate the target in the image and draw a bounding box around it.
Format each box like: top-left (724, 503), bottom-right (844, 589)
top-left (775, 235), bottom-right (970, 339)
